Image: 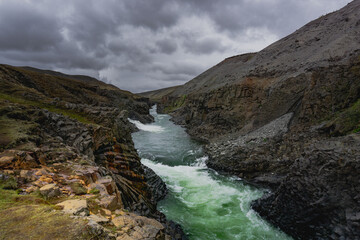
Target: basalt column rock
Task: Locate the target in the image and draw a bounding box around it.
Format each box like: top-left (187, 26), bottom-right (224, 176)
top-left (252, 134), bottom-right (360, 240)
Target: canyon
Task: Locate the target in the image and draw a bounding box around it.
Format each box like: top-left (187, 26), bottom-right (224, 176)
top-left (141, 1), bottom-right (360, 239)
top-left (0, 65), bottom-right (184, 239)
top-left (0, 1), bottom-right (359, 240)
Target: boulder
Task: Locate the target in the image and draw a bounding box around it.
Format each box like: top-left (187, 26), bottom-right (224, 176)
top-left (135, 216), bottom-right (164, 230)
top-left (87, 214), bottom-right (110, 224)
top-left (89, 183), bottom-right (108, 196)
top-left (112, 215), bottom-right (138, 228)
top-left (0, 156), bottom-right (14, 168)
top-left (99, 195), bottom-right (119, 211)
top-left (39, 184), bottom-right (61, 198)
top-left (56, 199), bottom-right (89, 216)
top-left (20, 170), bottom-right (37, 181)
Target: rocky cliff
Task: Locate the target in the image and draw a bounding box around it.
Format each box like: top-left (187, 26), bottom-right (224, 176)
top-left (141, 1), bottom-right (360, 239)
top-left (0, 65), bottom-right (185, 240)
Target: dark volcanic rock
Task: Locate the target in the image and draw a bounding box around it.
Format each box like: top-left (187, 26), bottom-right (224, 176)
top-left (143, 165), bottom-right (168, 202)
top-left (139, 1), bottom-right (360, 239)
top-left (252, 134), bottom-right (360, 240)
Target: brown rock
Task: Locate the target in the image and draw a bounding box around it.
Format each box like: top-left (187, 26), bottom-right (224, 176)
top-left (39, 184), bottom-right (61, 198)
top-left (99, 195), bottom-right (120, 211)
top-left (112, 215), bottom-right (137, 228)
top-left (56, 199), bottom-right (89, 216)
top-left (0, 156), bottom-right (14, 168)
top-left (87, 214), bottom-right (110, 224)
top-left (134, 216), bottom-right (164, 230)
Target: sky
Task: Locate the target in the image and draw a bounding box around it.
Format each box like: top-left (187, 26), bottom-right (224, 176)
top-left (0, 0), bottom-right (352, 93)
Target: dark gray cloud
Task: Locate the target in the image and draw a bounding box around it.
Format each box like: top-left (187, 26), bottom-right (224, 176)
top-left (0, 0), bottom-right (352, 92)
top-left (0, 2), bottom-right (62, 51)
top-left (182, 37), bottom-right (227, 54)
top-left (156, 39), bottom-right (178, 54)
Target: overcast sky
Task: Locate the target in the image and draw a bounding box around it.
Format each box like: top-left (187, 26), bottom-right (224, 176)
top-left (0, 0), bottom-right (352, 93)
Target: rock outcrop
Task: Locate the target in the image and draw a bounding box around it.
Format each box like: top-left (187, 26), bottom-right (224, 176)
top-left (252, 134), bottom-right (360, 239)
top-left (0, 65), bottom-right (185, 239)
top-left (140, 1), bottom-right (360, 239)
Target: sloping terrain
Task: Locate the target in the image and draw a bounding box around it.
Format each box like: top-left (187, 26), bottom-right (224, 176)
top-left (0, 65), bottom-right (184, 239)
top-left (148, 1), bottom-right (360, 239)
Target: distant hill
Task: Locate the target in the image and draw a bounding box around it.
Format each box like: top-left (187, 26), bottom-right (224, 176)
top-left (139, 85), bottom-right (181, 102)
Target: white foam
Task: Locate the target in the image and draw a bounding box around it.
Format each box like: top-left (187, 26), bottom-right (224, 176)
top-left (141, 158), bottom-right (240, 206)
top-left (192, 156), bottom-right (208, 168)
top-left (128, 118), bottom-right (165, 133)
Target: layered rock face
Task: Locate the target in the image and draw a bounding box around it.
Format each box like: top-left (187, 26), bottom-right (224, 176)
top-left (252, 134), bottom-right (360, 239)
top-left (141, 1), bottom-right (360, 239)
top-left (0, 65), bottom-right (184, 240)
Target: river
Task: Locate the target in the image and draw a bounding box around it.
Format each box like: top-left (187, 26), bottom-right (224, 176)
top-left (129, 106), bottom-right (291, 240)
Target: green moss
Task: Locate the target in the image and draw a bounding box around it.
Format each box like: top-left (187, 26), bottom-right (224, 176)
top-left (89, 188), bottom-right (100, 195)
top-left (0, 182), bottom-right (44, 210)
top-left (70, 182), bottom-right (87, 195)
top-left (353, 126), bottom-right (360, 133)
top-left (164, 94), bottom-right (187, 113)
top-left (1, 177), bottom-right (18, 190)
top-left (87, 197), bottom-right (102, 214)
top-left (325, 98), bottom-right (360, 136)
top-left (0, 114), bottom-right (39, 149)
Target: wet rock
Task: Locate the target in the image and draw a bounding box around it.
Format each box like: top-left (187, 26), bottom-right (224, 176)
top-left (252, 134), bottom-right (360, 240)
top-left (143, 165), bottom-right (168, 202)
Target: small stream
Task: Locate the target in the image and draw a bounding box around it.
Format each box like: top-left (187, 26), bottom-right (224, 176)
top-left (130, 106), bottom-right (291, 240)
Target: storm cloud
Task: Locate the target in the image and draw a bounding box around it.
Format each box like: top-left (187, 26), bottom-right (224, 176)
top-left (0, 0), bottom-right (352, 92)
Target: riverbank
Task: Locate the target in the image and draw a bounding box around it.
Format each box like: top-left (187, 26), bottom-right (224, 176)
top-left (141, 2), bottom-right (360, 238)
top-left (0, 65), bottom-right (184, 240)
top-left (130, 106), bottom-right (291, 240)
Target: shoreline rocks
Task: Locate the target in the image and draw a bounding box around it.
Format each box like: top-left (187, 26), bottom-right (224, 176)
top-left (0, 64), bottom-right (186, 240)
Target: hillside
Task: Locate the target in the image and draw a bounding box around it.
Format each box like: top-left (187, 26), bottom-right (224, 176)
top-left (139, 85), bottom-right (181, 102)
top-left (150, 1), bottom-right (360, 239)
top-left (0, 65), bottom-right (184, 239)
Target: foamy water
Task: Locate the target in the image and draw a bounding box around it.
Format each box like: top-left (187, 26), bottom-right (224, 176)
top-left (128, 118), bottom-right (165, 133)
top-left (131, 106), bottom-right (291, 240)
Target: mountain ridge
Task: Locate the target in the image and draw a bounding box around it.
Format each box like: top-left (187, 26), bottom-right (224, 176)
top-left (141, 1), bottom-right (360, 239)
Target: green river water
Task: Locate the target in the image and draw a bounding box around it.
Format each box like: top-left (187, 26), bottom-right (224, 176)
top-left (130, 106), bottom-right (291, 240)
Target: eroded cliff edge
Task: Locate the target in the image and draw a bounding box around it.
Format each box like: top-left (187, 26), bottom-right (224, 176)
top-left (0, 65), bottom-right (185, 240)
top-left (141, 1), bottom-right (360, 239)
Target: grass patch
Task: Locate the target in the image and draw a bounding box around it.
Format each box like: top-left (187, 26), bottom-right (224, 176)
top-left (0, 115), bottom-right (39, 151)
top-left (164, 94), bottom-right (187, 113)
top-left (70, 182), bottom-right (87, 195)
top-left (0, 93), bottom-right (93, 124)
top-left (324, 98), bottom-right (360, 136)
top-left (0, 178), bottom-right (96, 239)
top-left (0, 179), bottom-right (47, 210)
top-left (0, 205), bottom-right (93, 240)
top-left (1, 176), bottom-right (18, 190)
top-left (89, 188), bottom-right (100, 195)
